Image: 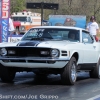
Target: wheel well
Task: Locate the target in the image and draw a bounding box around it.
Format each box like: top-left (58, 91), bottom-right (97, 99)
top-left (72, 52), bottom-right (78, 62)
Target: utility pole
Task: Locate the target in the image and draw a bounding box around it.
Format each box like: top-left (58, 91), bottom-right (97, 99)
top-left (41, 2), bottom-right (44, 26)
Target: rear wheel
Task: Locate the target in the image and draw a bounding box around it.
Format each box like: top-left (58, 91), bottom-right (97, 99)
top-left (0, 64), bottom-right (16, 82)
top-left (61, 57), bottom-right (77, 85)
top-left (89, 58), bottom-right (100, 78)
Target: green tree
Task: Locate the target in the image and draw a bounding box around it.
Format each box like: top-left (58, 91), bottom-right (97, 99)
top-left (10, 0), bottom-right (26, 14)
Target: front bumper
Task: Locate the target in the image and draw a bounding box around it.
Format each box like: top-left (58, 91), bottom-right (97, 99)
top-left (0, 57), bottom-right (69, 61)
top-left (0, 57), bottom-right (70, 68)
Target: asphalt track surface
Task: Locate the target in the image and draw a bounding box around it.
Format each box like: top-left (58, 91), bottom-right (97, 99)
top-left (0, 72), bottom-right (100, 100)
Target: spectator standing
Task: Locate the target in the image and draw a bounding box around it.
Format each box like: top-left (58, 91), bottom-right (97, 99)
top-left (86, 16), bottom-right (99, 39)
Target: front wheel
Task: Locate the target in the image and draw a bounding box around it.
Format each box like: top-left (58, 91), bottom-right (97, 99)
top-left (0, 64), bottom-right (16, 82)
top-left (61, 57), bottom-right (77, 85)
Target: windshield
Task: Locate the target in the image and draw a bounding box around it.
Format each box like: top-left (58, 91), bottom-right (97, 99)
top-left (21, 28), bottom-right (80, 42)
top-left (12, 17), bottom-right (31, 22)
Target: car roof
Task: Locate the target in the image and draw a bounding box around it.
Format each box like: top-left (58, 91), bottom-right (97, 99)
top-left (32, 26), bottom-right (86, 31)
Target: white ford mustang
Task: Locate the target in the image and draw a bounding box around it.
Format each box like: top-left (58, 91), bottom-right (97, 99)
top-left (0, 26), bottom-right (100, 85)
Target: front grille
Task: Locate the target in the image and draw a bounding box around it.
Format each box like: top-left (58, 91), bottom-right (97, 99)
top-left (6, 47), bottom-right (51, 57)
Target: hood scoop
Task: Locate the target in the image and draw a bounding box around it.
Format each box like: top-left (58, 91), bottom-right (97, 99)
top-left (17, 41), bottom-right (41, 46)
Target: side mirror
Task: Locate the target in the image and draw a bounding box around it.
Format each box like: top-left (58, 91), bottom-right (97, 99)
top-left (83, 38), bottom-right (88, 43)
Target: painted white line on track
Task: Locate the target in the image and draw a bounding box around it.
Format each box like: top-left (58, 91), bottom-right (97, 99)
top-left (87, 95), bottom-right (100, 100)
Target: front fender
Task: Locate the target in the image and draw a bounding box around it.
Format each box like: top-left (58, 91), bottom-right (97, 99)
top-left (70, 50), bottom-right (79, 63)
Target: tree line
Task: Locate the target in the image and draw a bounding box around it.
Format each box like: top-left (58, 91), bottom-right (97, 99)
top-left (10, 0), bottom-right (100, 23)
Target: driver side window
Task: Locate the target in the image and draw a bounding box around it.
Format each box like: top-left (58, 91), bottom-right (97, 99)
top-left (82, 31), bottom-right (94, 43)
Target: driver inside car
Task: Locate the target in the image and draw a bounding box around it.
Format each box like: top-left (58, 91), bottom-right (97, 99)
top-left (68, 33), bottom-right (76, 40)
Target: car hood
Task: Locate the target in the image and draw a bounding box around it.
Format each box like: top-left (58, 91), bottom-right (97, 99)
top-left (0, 42), bottom-right (18, 47)
top-left (0, 40), bottom-right (76, 48)
top-left (17, 40), bottom-right (75, 48)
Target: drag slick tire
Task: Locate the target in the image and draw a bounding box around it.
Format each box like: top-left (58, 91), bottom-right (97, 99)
top-left (0, 64), bottom-right (16, 82)
top-left (89, 58), bottom-right (100, 78)
top-left (61, 57), bottom-right (77, 85)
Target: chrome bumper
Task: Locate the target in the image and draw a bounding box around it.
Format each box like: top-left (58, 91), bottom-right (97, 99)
top-left (0, 57), bottom-right (70, 61)
top-left (0, 57), bottom-right (69, 68)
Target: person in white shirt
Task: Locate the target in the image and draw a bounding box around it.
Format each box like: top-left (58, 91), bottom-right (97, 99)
top-left (86, 16), bottom-right (99, 38)
top-left (9, 17), bottom-right (15, 35)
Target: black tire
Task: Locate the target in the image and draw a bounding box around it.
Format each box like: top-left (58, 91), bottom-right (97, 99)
top-left (0, 64), bottom-right (16, 82)
top-left (61, 57), bottom-right (77, 85)
top-left (89, 58), bottom-right (100, 78)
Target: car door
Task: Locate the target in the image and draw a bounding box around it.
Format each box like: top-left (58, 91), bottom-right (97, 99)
top-left (82, 31), bottom-right (97, 63)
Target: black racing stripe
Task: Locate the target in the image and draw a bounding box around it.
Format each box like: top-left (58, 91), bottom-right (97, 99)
top-left (17, 41), bottom-right (42, 46)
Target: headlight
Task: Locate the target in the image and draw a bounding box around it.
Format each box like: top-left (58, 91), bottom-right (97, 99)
top-left (51, 49), bottom-right (59, 57)
top-left (0, 48), bottom-right (7, 56)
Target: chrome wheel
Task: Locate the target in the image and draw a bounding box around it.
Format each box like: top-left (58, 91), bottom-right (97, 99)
top-left (61, 57), bottom-right (77, 85)
top-left (71, 63), bottom-right (77, 82)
